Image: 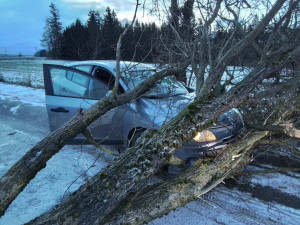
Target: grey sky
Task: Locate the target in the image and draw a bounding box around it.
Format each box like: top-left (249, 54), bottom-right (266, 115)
top-left (0, 0), bottom-right (143, 55)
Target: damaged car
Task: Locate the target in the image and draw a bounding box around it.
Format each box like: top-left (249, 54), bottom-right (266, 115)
top-left (43, 61), bottom-right (245, 167)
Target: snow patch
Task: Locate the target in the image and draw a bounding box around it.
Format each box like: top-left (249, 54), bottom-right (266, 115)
top-left (0, 83), bottom-right (45, 106)
top-left (150, 186), bottom-right (300, 225)
top-left (0, 146), bottom-right (109, 225)
top-left (10, 104), bottom-right (21, 115)
top-left (250, 172), bottom-right (300, 196)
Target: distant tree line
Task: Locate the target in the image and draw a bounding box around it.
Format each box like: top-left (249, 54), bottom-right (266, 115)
top-left (40, 2), bottom-right (299, 66)
top-left (40, 4), bottom-right (160, 61)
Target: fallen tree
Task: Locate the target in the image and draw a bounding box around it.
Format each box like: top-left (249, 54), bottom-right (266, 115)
top-left (102, 91), bottom-right (300, 225)
top-left (0, 66), bottom-right (184, 216)
top-left (27, 49), bottom-right (299, 224)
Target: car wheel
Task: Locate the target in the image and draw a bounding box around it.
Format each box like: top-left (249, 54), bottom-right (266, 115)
top-left (129, 130), bottom-right (145, 147)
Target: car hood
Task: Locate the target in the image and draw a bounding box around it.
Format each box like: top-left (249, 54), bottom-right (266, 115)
top-left (133, 93), bottom-right (194, 127)
top-left (131, 93), bottom-right (244, 133)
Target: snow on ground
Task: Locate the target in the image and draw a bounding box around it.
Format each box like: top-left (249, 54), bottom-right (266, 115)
top-left (151, 186), bottom-right (300, 225)
top-left (0, 82), bottom-right (299, 225)
top-left (250, 172), bottom-right (300, 196)
top-left (0, 59), bottom-right (70, 89)
top-left (0, 83), bottom-right (45, 106)
top-left (0, 145), bottom-right (110, 225)
top-left (9, 105), bottom-right (21, 115)
top-left (0, 117), bottom-right (114, 224)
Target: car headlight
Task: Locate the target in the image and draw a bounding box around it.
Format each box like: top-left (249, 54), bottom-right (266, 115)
top-left (193, 130), bottom-right (216, 143)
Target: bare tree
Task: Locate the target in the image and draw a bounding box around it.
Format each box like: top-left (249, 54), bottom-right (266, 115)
top-left (0, 0), bottom-right (299, 224)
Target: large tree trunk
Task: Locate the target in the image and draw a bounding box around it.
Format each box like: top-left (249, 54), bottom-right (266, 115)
top-left (105, 95), bottom-right (300, 224)
top-left (27, 52), bottom-right (298, 224)
top-left (103, 131), bottom-right (269, 224)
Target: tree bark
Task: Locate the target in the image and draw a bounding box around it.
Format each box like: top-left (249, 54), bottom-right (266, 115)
top-left (104, 131), bottom-right (269, 224)
top-left (0, 67), bottom-right (183, 217)
top-left (27, 51), bottom-right (299, 224)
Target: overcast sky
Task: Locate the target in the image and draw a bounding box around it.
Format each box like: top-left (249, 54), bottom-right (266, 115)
top-left (0, 0), bottom-right (149, 55)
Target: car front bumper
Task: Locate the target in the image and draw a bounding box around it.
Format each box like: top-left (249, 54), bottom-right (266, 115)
top-left (174, 126), bottom-right (245, 161)
top-left (173, 110), bottom-right (246, 162)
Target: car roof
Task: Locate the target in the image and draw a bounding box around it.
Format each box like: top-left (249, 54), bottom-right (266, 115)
top-left (66, 60), bottom-right (154, 73)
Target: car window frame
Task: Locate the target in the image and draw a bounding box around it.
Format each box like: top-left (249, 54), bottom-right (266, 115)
top-left (65, 70), bottom-right (89, 87)
top-left (43, 64), bottom-right (111, 99)
top-left (92, 66), bottom-right (125, 94)
top-left (74, 65), bottom-right (93, 73)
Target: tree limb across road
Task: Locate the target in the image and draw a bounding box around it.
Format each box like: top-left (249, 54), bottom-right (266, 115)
top-left (28, 48), bottom-right (299, 224)
top-left (0, 66), bottom-right (184, 217)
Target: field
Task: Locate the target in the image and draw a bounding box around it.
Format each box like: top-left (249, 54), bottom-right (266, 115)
top-left (0, 58), bottom-right (252, 91)
top-left (0, 58), bottom-right (71, 88)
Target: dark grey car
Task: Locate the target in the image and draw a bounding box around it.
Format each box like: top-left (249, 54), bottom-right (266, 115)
top-left (43, 60), bottom-right (245, 164)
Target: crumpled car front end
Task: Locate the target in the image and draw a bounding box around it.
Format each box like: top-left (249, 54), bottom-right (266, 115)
top-left (173, 108), bottom-right (245, 164)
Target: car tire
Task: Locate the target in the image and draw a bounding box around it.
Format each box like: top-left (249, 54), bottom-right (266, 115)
top-left (129, 130), bottom-right (145, 147)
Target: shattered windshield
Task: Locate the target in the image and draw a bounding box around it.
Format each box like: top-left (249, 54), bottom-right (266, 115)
top-left (121, 69), bottom-right (188, 98)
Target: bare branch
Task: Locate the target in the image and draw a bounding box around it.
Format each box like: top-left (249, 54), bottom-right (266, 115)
top-left (112, 0), bottom-right (140, 96)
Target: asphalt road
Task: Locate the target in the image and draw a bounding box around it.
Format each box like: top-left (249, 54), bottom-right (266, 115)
top-left (0, 98), bottom-right (49, 139)
top-left (0, 98), bottom-right (50, 177)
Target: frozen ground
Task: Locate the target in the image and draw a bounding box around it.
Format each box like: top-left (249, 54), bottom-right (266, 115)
top-left (0, 59), bottom-right (70, 88)
top-left (0, 82), bottom-right (299, 225)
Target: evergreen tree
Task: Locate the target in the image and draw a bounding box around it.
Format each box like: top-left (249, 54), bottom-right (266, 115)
top-left (130, 20), bottom-right (143, 61)
top-left (142, 22), bottom-right (159, 62)
top-left (121, 21), bottom-right (160, 62)
top-left (102, 7), bottom-right (123, 59)
top-left (41, 2), bottom-right (63, 58)
top-left (86, 10), bottom-right (103, 59)
top-left (58, 6), bottom-right (161, 61)
top-left (121, 22), bottom-right (135, 60)
top-left (61, 19), bottom-right (89, 60)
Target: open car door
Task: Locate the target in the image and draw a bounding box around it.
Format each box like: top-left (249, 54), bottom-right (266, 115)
top-left (43, 64), bottom-right (123, 144)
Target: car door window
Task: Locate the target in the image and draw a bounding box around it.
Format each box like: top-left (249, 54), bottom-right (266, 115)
top-left (66, 70), bottom-right (89, 87)
top-left (49, 67), bottom-right (109, 99)
top-left (93, 67), bottom-right (124, 93)
top-left (94, 68), bottom-right (115, 89)
top-left (87, 78), bottom-right (109, 99)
